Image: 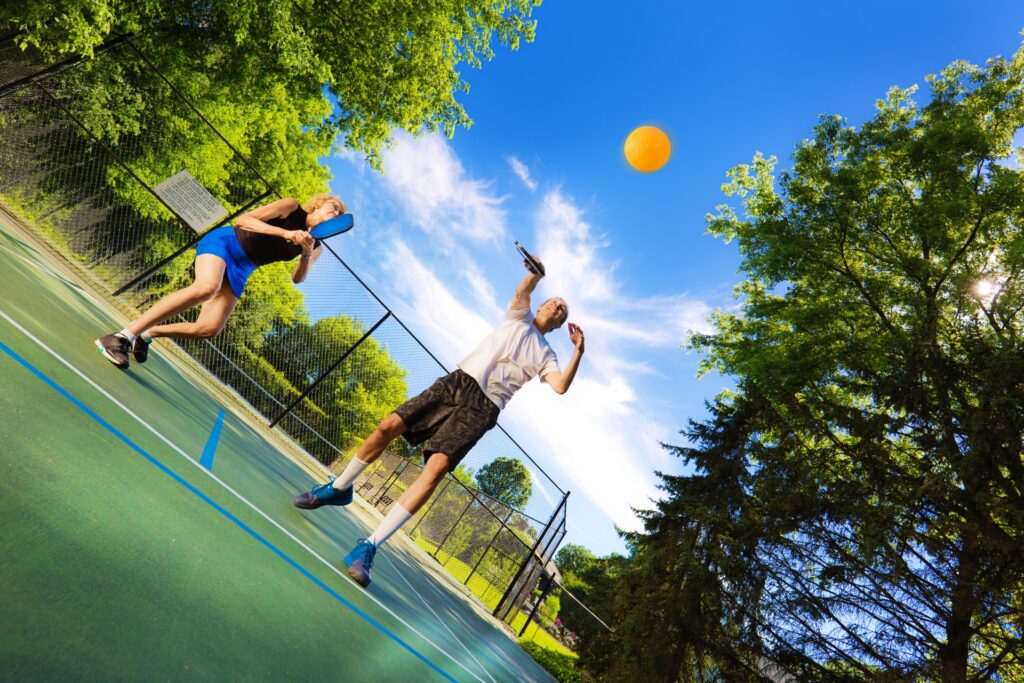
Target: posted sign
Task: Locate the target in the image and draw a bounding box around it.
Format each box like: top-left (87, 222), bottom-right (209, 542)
top-left (154, 170), bottom-right (229, 232)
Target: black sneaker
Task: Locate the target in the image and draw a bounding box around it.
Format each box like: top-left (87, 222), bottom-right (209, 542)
top-left (95, 334), bottom-right (131, 369)
top-left (292, 479), bottom-right (353, 509)
top-left (133, 337), bottom-right (151, 364)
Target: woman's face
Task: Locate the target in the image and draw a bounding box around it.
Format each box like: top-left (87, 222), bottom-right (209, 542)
top-left (307, 200), bottom-right (343, 228)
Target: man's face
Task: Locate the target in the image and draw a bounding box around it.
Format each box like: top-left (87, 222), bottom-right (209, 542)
top-left (540, 297), bottom-right (568, 327)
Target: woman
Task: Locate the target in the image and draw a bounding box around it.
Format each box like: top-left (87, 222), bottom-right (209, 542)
top-left (95, 193), bottom-right (346, 369)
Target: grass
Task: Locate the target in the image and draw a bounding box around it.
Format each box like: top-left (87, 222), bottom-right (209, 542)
top-left (412, 534), bottom-right (577, 658)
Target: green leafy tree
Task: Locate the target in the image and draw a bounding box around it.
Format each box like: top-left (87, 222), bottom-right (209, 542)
top-left (576, 40), bottom-right (1024, 683)
top-left (452, 464), bottom-right (477, 488)
top-left (554, 543), bottom-right (596, 578)
top-left (475, 456), bottom-right (532, 510)
top-left (623, 42), bottom-right (1024, 681)
top-left (3, 0), bottom-right (541, 167)
top-left (264, 315), bottom-right (409, 447)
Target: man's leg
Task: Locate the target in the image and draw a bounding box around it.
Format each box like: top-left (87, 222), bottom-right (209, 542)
top-left (293, 413), bottom-right (406, 509)
top-left (344, 452), bottom-right (451, 587)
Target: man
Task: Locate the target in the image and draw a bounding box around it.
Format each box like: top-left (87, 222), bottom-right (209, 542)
top-left (292, 252), bottom-right (585, 587)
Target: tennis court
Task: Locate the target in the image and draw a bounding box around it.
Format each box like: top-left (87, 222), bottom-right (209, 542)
top-left (0, 218), bottom-right (554, 682)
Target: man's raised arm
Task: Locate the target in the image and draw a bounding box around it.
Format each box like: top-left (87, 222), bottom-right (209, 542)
top-left (510, 252), bottom-right (545, 310)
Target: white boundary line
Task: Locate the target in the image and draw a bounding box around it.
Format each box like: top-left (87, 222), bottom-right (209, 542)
top-left (382, 553), bottom-right (498, 683)
top-left (0, 239), bottom-right (79, 285)
top-left (0, 308), bottom-right (489, 683)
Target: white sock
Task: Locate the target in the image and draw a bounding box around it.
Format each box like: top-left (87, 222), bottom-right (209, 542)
top-left (367, 503), bottom-right (412, 548)
top-left (116, 328), bottom-right (137, 343)
top-left (331, 456), bottom-right (371, 491)
top-left (140, 329), bottom-right (153, 341)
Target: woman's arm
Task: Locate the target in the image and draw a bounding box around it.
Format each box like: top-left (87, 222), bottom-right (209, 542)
top-left (235, 198), bottom-right (301, 239)
top-left (292, 243), bottom-right (322, 283)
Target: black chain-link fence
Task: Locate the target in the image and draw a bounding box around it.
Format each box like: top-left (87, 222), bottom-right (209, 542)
top-left (520, 571), bottom-right (615, 654)
top-left (0, 34), bottom-right (591, 631)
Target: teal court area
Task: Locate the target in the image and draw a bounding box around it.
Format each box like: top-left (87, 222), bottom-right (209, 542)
top-left (0, 219), bottom-right (554, 682)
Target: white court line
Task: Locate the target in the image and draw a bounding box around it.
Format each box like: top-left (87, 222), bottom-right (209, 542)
top-left (382, 553), bottom-right (498, 683)
top-left (0, 308), bottom-right (487, 683)
top-left (0, 239), bottom-right (80, 285)
top-left (383, 551), bottom-right (542, 683)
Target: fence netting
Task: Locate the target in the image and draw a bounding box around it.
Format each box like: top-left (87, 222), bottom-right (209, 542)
top-left (0, 33), bottom-right (614, 643)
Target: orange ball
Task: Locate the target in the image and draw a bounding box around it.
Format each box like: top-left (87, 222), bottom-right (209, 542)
top-left (624, 126), bottom-right (671, 172)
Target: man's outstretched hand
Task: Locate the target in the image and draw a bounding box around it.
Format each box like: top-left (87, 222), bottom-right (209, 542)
top-left (523, 251), bottom-right (545, 276)
top-left (568, 323), bottom-right (585, 353)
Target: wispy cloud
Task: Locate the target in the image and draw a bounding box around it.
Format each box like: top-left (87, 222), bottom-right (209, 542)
top-left (533, 189), bottom-right (714, 348)
top-left (507, 156), bottom-right (538, 191)
top-left (337, 138), bottom-right (716, 545)
top-left (379, 132), bottom-right (508, 245)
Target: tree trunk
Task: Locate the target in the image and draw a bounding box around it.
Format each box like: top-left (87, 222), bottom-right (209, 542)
top-left (940, 526), bottom-right (979, 683)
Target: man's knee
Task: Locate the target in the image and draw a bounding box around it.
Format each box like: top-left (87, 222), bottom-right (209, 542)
top-left (377, 413), bottom-right (405, 440)
top-left (424, 453), bottom-right (452, 481)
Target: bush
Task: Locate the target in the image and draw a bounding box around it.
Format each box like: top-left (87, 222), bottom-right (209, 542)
top-left (519, 640), bottom-right (581, 683)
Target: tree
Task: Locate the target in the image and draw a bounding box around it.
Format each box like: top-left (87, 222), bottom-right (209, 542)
top-left (3, 0), bottom-right (541, 167)
top-left (263, 315), bottom-right (409, 448)
top-left (475, 456), bottom-right (532, 510)
top-left (452, 464), bottom-right (477, 488)
top-left (648, 42), bottom-right (1024, 680)
top-left (554, 543), bottom-right (596, 578)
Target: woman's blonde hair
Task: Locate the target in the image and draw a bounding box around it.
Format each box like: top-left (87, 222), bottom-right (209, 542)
top-left (302, 193), bottom-right (347, 215)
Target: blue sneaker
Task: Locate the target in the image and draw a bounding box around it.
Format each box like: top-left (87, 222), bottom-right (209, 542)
top-left (343, 539), bottom-right (377, 587)
top-left (292, 479), bottom-right (353, 509)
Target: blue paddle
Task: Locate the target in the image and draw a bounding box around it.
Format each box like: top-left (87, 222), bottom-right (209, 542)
top-left (309, 213), bottom-right (354, 240)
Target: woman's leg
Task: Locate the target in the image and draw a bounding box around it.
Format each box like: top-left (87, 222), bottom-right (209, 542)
top-left (147, 279), bottom-right (238, 340)
top-left (125, 254), bottom-right (227, 337)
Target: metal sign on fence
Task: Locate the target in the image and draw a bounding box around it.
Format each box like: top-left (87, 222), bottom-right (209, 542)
top-left (154, 170), bottom-right (228, 232)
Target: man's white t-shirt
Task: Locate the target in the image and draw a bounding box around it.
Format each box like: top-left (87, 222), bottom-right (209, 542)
top-left (458, 304), bottom-right (560, 410)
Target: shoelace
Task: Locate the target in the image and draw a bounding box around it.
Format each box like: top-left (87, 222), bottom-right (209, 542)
top-left (358, 541), bottom-right (376, 568)
top-left (313, 478), bottom-right (345, 499)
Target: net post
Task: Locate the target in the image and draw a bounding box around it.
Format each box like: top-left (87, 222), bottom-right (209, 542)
top-left (494, 490), bottom-right (569, 618)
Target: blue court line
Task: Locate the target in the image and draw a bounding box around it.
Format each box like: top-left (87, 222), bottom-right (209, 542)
top-left (0, 340), bottom-right (458, 683)
top-left (200, 407), bottom-right (225, 471)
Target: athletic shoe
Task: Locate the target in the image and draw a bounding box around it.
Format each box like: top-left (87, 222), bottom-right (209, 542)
top-left (292, 479), bottom-right (353, 509)
top-left (344, 539), bottom-right (377, 587)
top-left (95, 334), bottom-right (131, 369)
top-left (132, 337), bottom-right (152, 364)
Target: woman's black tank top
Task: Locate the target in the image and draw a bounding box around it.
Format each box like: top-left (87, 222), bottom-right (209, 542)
top-left (234, 206), bottom-right (320, 266)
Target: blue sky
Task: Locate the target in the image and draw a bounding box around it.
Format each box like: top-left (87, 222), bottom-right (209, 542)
top-left (314, 3), bottom-right (1024, 557)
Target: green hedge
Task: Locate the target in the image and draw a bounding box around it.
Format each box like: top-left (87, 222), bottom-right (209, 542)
top-left (519, 640), bottom-right (581, 683)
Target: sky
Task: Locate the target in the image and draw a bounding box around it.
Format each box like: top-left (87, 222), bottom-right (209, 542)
top-left (314, 3), bottom-right (1024, 557)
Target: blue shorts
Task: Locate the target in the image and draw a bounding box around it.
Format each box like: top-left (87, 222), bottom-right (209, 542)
top-left (195, 226), bottom-right (257, 298)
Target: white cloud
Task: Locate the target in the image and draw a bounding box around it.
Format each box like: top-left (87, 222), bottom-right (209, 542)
top-left (379, 132), bottom-right (508, 245)
top-left (503, 377), bottom-right (667, 534)
top-left (534, 189), bottom-right (714, 348)
top-left (462, 261), bottom-right (505, 320)
top-left (338, 144), bottom-right (717, 548)
top-left (507, 155), bottom-right (538, 191)
top-left (378, 239), bottom-right (495, 358)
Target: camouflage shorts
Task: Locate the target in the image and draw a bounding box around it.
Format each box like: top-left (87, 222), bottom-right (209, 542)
top-left (394, 370), bottom-right (500, 470)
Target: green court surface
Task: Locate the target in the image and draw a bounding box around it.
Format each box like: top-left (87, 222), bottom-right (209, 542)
top-left (0, 221), bottom-right (554, 682)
